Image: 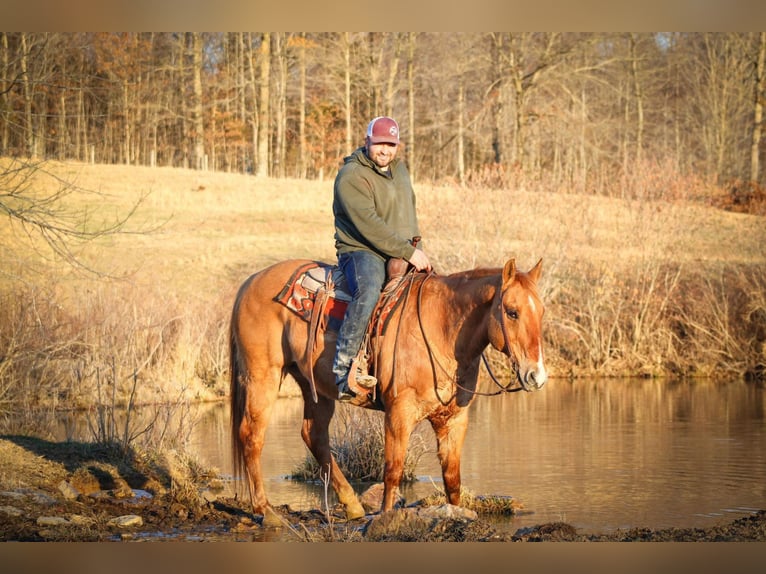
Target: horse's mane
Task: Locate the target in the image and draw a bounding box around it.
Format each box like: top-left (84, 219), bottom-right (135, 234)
top-left (440, 265), bottom-right (540, 297)
top-left (444, 267), bottom-right (502, 281)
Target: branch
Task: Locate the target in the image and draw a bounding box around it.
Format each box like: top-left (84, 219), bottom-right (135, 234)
top-left (0, 157), bottom-right (164, 277)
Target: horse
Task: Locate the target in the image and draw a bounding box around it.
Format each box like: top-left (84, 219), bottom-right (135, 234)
top-left (229, 257), bottom-right (546, 525)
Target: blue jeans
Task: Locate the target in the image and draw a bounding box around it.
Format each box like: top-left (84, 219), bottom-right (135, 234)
top-left (332, 250), bottom-right (386, 385)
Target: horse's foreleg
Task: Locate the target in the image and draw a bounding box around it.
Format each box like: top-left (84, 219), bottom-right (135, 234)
top-left (431, 409), bottom-right (469, 506)
top-left (382, 406), bottom-right (417, 512)
top-left (300, 397), bottom-right (365, 520)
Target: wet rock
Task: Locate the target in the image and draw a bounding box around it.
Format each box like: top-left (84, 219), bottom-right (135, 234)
top-left (363, 504), bottom-right (478, 540)
top-left (513, 521), bottom-right (580, 541)
top-left (37, 516), bottom-right (70, 526)
top-left (417, 504), bottom-right (478, 522)
top-left (112, 484), bottom-right (136, 499)
top-left (68, 514), bottom-right (95, 526)
top-left (200, 489), bottom-right (219, 503)
top-left (0, 505), bottom-right (22, 517)
top-left (0, 491), bottom-right (26, 501)
top-left (358, 483), bottom-right (404, 513)
top-left (25, 490), bottom-right (57, 506)
top-left (108, 514), bottom-right (143, 528)
top-left (58, 480), bottom-right (81, 501)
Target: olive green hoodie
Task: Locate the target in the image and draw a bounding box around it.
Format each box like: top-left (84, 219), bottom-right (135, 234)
top-left (333, 147), bottom-right (421, 260)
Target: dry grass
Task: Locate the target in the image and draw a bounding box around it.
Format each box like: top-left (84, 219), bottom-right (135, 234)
top-left (1, 159), bottom-right (765, 434)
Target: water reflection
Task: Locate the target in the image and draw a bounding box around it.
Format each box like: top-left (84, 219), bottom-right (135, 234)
top-left (65, 378), bottom-right (766, 534)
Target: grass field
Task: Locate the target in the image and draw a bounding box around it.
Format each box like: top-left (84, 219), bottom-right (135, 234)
top-left (2, 159), bottom-right (765, 433)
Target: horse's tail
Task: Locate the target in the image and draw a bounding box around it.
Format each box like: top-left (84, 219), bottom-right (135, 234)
top-left (229, 278), bottom-right (250, 489)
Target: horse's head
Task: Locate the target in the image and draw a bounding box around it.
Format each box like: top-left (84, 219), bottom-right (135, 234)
top-left (488, 258), bottom-right (547, 391)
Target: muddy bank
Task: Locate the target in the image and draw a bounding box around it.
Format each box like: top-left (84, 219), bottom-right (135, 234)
top-left (1, 436), bottom-right (764, 542)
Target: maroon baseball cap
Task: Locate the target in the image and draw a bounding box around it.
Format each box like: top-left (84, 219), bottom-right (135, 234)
top-left (366, 116), bottom-right (400, 145)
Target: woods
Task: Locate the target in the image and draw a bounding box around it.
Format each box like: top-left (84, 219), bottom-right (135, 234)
top-left (1, 32), bottom-right (766, 433)
top-left (2, 32), bottom-right (766, 195)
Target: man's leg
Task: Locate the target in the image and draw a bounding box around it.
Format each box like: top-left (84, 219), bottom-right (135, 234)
top-left (333, 250), bottom-right (386, 400)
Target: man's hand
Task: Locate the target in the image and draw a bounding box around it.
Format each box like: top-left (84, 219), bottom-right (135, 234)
top-left (407, 248), bottom-right (432, 272)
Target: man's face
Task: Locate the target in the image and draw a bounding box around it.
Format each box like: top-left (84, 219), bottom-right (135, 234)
top-left (365, 140), bottom-right (398, 170)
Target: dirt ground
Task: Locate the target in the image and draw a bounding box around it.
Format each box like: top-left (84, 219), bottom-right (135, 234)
top-left (1, 436), bottom-right (764, 543)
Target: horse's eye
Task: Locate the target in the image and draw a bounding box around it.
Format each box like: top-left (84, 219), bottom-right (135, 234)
top-left (506, 308), bottom-right (519, 320)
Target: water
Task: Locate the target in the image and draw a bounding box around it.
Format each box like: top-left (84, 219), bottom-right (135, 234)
top-left (187, 378), bottom-right (765, 534)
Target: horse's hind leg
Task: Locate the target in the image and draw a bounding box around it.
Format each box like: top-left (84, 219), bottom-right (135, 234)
top-left (298, 388), bottom-right (365, 520)
top-left (238, 364), bottom-right (283, 527)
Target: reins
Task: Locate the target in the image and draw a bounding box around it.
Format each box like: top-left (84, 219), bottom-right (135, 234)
top-left (412, 271), bottom-right (523, 405)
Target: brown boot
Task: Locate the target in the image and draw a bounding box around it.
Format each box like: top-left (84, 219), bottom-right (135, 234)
top-left (336, 379), bottom-right (356, 402)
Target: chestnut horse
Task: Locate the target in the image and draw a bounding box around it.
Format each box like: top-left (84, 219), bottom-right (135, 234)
top-left (229, 257), bottom-right (546, 525)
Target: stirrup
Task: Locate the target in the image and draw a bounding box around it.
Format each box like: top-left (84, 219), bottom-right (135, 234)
top-left (354, 371), bottom-right (378, 389)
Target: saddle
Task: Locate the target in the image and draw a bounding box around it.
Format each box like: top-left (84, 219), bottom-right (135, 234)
top-left (274, 259), bottom-right (419, 406)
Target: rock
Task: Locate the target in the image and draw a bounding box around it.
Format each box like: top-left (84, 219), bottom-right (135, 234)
top-left (200, 489), bottom-right (219, 502)
top-left (0, 505), bottom-right (22, 517)
top-left (58, 480), bottom-right (81, 501)
top-left (0, 491), bottom-right (26, 500)
top-left (68, 514), bottom-right (95, 526)
top-left (87, 490), bottom-right (112, 501)
top-left (417, 504), bottom-right (478, 522)
top-left (108, 514), bottom-right (143, 528)
top-left (130, 489), bottom-right (153, 500)
top-left (358, 483), bottom-right (404, 512)
top-left (36, 516), bottom-right (70, 526)
top-left (363, 504), bottom-right (478, 540)
top-left (24, 490), bottom-right (57, 505)
top-left (112, 484), bottom-right (135, 499)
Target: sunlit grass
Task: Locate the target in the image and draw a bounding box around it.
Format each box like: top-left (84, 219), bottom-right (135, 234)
top-left (1, 159), bottom-right (765, 428)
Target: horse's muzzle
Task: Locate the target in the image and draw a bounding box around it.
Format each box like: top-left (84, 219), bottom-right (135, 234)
top-left (519, 365), bottom-right (548, 392)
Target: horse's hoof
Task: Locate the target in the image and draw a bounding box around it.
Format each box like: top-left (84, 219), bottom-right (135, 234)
top-left (261, 508), bottom-right (284, 528)
top-left (345, 502), bottom-right (366, 520)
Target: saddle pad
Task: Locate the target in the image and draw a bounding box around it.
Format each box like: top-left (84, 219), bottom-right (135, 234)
top-left (274, 262), bottom-right (348, 331)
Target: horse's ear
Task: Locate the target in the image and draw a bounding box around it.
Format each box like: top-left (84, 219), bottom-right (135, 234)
top-left (502, 258), bottom-right (517, 284)
top-left (528, 258), bottom-right (543, 283)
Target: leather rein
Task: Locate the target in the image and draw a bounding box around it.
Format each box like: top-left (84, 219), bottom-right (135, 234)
top-left (405, 270), bottom-right (524, 403)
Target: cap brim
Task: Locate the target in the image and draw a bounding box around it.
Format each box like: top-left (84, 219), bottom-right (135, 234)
top-left (368, 137), bottom-right (399, 145)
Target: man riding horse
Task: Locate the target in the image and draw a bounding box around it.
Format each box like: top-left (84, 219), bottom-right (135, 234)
top-left (332, 116), bottom-right (432, 401)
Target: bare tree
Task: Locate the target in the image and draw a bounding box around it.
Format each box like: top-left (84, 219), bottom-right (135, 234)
top-left (0, 159), bottom-right (148, 275)
top-left (190, 33), bottom-right (205, 170)
top-left (256, 33), bottom-right (271, 177)
top-left (751, 31), bottom-right (766, 184)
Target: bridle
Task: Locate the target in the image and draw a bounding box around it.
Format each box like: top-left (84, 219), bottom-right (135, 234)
top-left (411, 271), bottom-right (525, 405)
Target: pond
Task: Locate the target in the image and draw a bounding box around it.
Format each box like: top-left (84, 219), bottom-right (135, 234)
top-left (187, 377), bottom-right (766, 535)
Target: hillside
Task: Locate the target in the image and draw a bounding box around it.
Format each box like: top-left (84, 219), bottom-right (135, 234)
top-left (1, 160), bottom-right (765, 415)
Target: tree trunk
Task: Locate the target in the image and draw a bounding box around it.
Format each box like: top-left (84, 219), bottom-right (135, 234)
top-left (20, 33), bottom-right (35, 157)
top-left (490, 33), bottom-right (504, 164)
top-left (190, 33), bottom-right (205, 170)
top-left (246, 32), bottom-right (258, 174)
top-left (298, 33), bottom-right (307, 179)
top-left (407, 33), bottom-right (416, 182)
top-left (1, 33), bottom-right (9, 153)
top-left (457, 81), bottom-right (465, 185)
top-left (274, 33), bottom-right (287, 178)
top-left (384, 33), bottom-right (402, 117)
top-left (343, 32), bottom-right (352, 155)
top-left (630, 33), bottom-right (645, 168)
top-left (256, 32), bottom-right (270, 177)
top-left (751, 31), bottom-right (766, 184)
